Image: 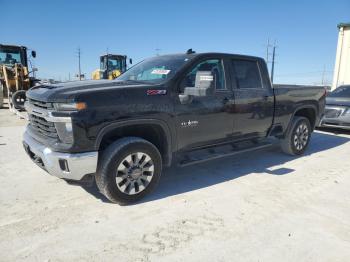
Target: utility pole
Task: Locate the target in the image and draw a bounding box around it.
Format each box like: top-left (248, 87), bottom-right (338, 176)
top-left (266, 38), bottom-right (271, 65)
top-left (270, 41), bottom-right (277, 84)
top-left (321, 65), bottom-right (326, 85)
top-left (77, 47), bottom-right (82, 80)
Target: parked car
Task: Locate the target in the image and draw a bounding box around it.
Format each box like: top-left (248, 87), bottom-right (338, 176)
top-left (319, 85), bottom-right (350, 130)
top-left (22, 51), bottom-right (326, 204)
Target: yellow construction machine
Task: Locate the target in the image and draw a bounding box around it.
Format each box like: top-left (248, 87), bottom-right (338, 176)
top-left (92, 54), bottom-right (131, 80)
top-left (0, 44), bottom-right (39, 110)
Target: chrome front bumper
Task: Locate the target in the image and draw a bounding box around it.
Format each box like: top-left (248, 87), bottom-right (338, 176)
top-left (23, 131), bottom-right (98, 180)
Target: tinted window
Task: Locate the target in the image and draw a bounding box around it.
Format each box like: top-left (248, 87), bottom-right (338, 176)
top-left (231, 60), bottom-right (262, 89)
top-left (184, 59), bottom-right (226, 90)
top-left (328, 85), bottom-right (350, 97)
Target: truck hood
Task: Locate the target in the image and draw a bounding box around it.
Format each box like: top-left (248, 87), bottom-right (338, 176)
top-left (26, 80), bottom-right (151, 102)
top-left (326, 96), bottom-right (350, 107)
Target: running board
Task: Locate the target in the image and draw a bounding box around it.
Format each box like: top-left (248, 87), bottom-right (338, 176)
top-left (179, 141), bottom-right (273, 167)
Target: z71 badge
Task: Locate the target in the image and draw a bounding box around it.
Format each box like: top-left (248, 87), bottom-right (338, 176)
top-left (181, 120), bottom-right (199, 127)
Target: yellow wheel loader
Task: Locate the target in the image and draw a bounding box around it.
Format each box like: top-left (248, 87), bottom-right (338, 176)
top-left (0, 44), bottom-right (39, 110)
top-left (92, 54), bottom-right (131, 80)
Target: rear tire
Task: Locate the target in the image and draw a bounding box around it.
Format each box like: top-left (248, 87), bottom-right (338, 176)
top-left (280, 116), bottom-right (311, 155)
top-left (95, 137), bottom-right (162, 205)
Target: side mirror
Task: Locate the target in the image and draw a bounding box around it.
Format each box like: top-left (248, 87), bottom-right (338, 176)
top-left (129, 58), bottom-right (133, 64)
top-left (31, 50), bottom-right (36, 58)
top-left (184, 87), bottom-right (210, 97)
top-left (178, 87), bottom-right (210, 104)
top-left (194, 71), bottom-right (214, 89)
top-left (178, 71), bottom-right (214, 104)
top-left (179, 93), bottom-right (193, 104)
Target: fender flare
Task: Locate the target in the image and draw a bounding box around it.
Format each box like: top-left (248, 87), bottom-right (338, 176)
top-left (284, 104), bottom-right (318, 136)
top-left (95, 118), bottom-right (173, 166)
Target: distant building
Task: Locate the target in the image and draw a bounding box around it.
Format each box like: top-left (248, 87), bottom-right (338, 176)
top-left (332, 23), bottom-right (350, 90)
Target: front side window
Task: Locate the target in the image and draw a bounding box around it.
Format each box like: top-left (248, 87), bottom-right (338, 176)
top-left (231, 60), bottom-right (262, 89)
top-left (183, 59), bottom-right (226, 90)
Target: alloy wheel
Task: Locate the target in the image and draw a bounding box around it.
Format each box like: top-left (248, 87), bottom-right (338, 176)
top-left (293, 123), bottom-right (309, 151)
top-left (115, 152), bottom-right (154, 195)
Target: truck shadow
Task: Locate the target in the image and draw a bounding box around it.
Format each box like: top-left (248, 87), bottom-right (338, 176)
top-left (82, 131), bottom-right (349, 204)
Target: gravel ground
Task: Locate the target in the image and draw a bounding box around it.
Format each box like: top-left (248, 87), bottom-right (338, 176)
top-left (1, 107), bottom-right (350, 262)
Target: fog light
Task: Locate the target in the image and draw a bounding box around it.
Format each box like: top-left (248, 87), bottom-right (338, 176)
top-left (59, 159), bottom-right (70, 172)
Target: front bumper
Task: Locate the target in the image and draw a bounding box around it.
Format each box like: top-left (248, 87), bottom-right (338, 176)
top-left (23, 131), bottom-right (98, 180)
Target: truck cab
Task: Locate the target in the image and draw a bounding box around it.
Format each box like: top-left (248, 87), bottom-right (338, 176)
top-left (174, 53), bottom-right (275, 150)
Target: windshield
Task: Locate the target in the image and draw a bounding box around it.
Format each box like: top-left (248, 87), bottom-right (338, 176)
top-left (118, 55), bottom-right (190, 83)
top-left (0, 48), bottom-right (23, 66)
top-left (328, 85), bottom-right (350, 98)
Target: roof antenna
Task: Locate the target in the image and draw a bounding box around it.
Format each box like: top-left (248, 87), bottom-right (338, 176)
top-left (186, 48), bottom-right (195, 54)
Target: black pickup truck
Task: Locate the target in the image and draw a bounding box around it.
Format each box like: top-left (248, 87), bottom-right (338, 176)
top-left (23, 51), bottom-right (326, 204)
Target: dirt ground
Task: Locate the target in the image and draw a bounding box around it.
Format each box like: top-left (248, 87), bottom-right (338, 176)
top-left (1, 106), bottom-right (350, 262)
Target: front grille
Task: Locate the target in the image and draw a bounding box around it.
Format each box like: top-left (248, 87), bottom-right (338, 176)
top-left (28, 114), bottom-right (58, 138)
top-left (28, 99), bottom-right (54, 110)
top-left (324, 108), bottom-right (342, 118)
top-left (27, 99), bottom-right (58, 139)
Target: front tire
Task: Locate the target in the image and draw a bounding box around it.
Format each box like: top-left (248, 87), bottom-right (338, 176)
top-left (95, 137), bottom-right (162, 205)
top-left (280, 116), bottom-right (311, 155)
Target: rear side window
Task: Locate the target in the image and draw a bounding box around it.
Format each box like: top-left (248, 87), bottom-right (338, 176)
top-left (231, 60), bottom-right (262, 89)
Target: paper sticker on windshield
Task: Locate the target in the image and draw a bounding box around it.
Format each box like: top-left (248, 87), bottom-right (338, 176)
top-left (151, 69), bottom-right (171, 75)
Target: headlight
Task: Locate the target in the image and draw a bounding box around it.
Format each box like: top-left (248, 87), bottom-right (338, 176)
top-left (51, 102), bottom-right (86, 144)
top-left (344, 108), bottom-right (350, 115)
top-left (55, 122), bottom-right (74, 144)
top-left (53, 102), bottom-right (86, 111)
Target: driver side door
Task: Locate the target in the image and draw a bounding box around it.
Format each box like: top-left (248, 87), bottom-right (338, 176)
top-left (174, 58), bottom-right (235, 151)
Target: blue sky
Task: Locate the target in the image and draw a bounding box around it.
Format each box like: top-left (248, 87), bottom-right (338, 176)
top-left (2, 0), bottom-right (349, 85)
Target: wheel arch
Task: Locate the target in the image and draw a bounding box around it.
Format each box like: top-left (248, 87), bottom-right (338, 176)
top-left (294, 106), bottom-right (317, 128)
top-left (284, 105), bottom-right (317, 137)
top-left (95, 119), bottom-right (173, 166)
